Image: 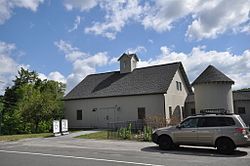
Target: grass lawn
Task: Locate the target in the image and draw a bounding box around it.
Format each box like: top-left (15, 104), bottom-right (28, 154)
top-left (75, 131), bottom-right (108, 139)
top-left (0, 133), bottom-right (53, 142)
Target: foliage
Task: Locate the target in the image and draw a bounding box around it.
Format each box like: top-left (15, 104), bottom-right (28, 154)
top-left (1, 68), bottom-right (65, 134)
top-left (237, 88), bottom-right (250, 92)
top-left (117, 123), bottom-right (132, 139)
top-left (143, 126), bottom-right (152, 141)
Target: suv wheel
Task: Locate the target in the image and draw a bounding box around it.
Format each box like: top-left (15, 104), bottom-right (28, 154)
top-left (158, 135), bottom-right (173, 150)
top-left (216, 138), bottom-right (235, 154)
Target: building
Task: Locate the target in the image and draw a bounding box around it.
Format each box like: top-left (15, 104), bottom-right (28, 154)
top-left (185, 91), bottom-right (250, 125)
top-left (185, 65), bottom-right (249, 125)
top-left (64, 53), bottom-right (250, 128)
top-left (233, 91), bottom-right (250, 125)
top-left (64, 53), bottom-right (192, 128)
top-left (192, 65), bottom-right (234, 113)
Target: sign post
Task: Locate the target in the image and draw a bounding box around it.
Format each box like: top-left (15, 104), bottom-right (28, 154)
top-left (53, 120), bottom-right (61, 136)
top-left (61, 119), bottom-right (69, 135)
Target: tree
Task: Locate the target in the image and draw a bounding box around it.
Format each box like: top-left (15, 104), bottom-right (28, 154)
top-left (2, 68), bottom-right (65, 134)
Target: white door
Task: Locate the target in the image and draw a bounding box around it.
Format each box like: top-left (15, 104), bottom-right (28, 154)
top-left (98, 107), bottom-right (115, 128)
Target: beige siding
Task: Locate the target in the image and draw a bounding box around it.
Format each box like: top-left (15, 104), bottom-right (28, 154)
top-left (164, 69), bottom-right (188, 122)
top-left (119, 56), bottom-right (137, 73)
top-left (194, 83), bottom-right (234, 113)
top-left (64, 94), bottom-right (165, 128)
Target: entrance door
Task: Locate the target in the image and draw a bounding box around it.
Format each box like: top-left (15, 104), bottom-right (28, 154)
top-left (98, 107), bottom-right (115, 128)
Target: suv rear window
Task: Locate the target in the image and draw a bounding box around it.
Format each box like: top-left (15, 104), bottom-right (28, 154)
top-left (197, 117), bottom-right (235, 127)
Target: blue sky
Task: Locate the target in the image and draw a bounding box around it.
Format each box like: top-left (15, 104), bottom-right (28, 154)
top-left (0, 0), bottom-right (249, 94)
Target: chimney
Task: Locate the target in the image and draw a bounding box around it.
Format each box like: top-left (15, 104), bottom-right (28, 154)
top-left (118, 53), bottom-right (139, 74)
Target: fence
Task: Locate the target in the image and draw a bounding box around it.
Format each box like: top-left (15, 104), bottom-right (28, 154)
top-left (107, 119), bottom-right (166, 140)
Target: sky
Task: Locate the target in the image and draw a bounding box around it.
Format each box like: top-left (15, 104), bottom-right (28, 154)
top-left (0, 0), bottom-right (250, 95)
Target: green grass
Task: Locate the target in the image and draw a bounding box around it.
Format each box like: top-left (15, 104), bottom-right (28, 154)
top-left (75, 131), bottom-right (108, 139)
top-left (0, 133), bottom-right (53, 142)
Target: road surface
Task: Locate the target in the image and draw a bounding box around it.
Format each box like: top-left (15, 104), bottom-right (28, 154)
top-left (0, 131), bottom-right (250, 166)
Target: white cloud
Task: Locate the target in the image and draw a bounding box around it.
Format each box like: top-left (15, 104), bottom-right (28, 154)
top-left (138, 46), bottom-right (250, 90)
top-left (142, 0), bottom-right (198, 32)
top-left (54, 40), bottom-right (87, 61)
top-left (84, 0), bottom-right (143, 39)
top-left (126, 46), bottom-right (147, 54)
top-left (55, 40), bottom-right (109, 92)
top-left (66, 0), bottom-right (250, 40)
top-left (64, 0), bottom-right (98, 11)
top-left (0, 41), bottom-right (18, 94)
top-left (48, 71), bottom-right (66, 83)
top-left (186, 0), bottom-right (250, 40)
top-left (0, 41), bottom-right (32, 94)
top-left (0, 0), bottom-right (44, 24)
top-left (0, 40), bottom-right (67, 95)
top-left (68, 15), bottom-right (81, 32)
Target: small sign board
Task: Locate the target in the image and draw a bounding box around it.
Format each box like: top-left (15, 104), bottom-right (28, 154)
top-left (61, 119), bottom-right (68, 133)
top-left (53, 120), bottom-right (60, 136)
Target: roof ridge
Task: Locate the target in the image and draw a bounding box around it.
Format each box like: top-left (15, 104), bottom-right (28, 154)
top-left (135, 61), bottom-right (181, 70)
top-left (86, 62), bottom-right (182, 76)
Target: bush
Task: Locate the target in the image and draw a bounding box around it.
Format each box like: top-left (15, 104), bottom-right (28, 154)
top-left (143, 126), bottom-right (152, 141)
top-left (117, 123), bottom-right (132, 139)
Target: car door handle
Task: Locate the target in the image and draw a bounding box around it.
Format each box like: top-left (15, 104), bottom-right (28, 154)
top-left (191, 130), bottom-right (196, 132)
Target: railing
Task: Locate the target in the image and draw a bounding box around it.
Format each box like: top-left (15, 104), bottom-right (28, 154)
top-left (107, 120), bottom-right (166, 140)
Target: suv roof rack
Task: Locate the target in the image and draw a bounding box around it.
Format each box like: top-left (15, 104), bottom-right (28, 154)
top-left (195, 109), bottom-right (234, 115)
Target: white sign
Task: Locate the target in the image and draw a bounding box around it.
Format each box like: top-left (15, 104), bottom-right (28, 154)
top-left (61, 119), bottom-right (68, 132)
top-left (53, 120), bottom-right (60, 133)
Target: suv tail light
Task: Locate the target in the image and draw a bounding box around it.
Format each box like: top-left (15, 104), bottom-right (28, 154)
top-left (235, 128), bottom-right (246, 135)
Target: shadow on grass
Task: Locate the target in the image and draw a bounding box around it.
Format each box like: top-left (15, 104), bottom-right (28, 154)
top-left (141, 146), bottom-right (248, 157)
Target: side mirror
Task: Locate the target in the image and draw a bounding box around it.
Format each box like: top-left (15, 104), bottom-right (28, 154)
top-left (176, 124), bottom-right (181, 129)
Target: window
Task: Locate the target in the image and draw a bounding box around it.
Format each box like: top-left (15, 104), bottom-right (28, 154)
top-left (76, 110), bottom-right (82, 120)
top-left (176, 81), bottom-right (182, 91)
top-left (179, 82), bottom-right (182, 91)
top-left (180, 118), bottom-right (198, 128)
top-left (238, 107), bottom-right (246, 114)
top-left (169, 106), bottom-right (172, 119)
top-left (197, 117), bottom-right (235, 127)
top-left (123, 62), bottom-right (126, 69)
top-left (191, 108), bottom-right (196, 115)
top-left (182, 106), bottom-right (184, 118)
top-left (138, 107), bottom-right (146, 120)
top-left (176, 81), bottom-right (179, 90)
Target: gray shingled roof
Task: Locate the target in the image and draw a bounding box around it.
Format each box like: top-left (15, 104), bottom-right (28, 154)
top-left (64, 62), bottom-right (192, 100)
top-left (118, 53), bottom-right (139, 61)
top-left (192, 65), bottom-right (234, 86)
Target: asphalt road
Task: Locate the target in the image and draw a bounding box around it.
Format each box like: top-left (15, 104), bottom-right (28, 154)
top-left (0, 132), bottom-right (250, 166)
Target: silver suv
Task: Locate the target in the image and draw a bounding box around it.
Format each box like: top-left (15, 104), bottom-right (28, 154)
top-left (152, 113), bottom-right (250, 154)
